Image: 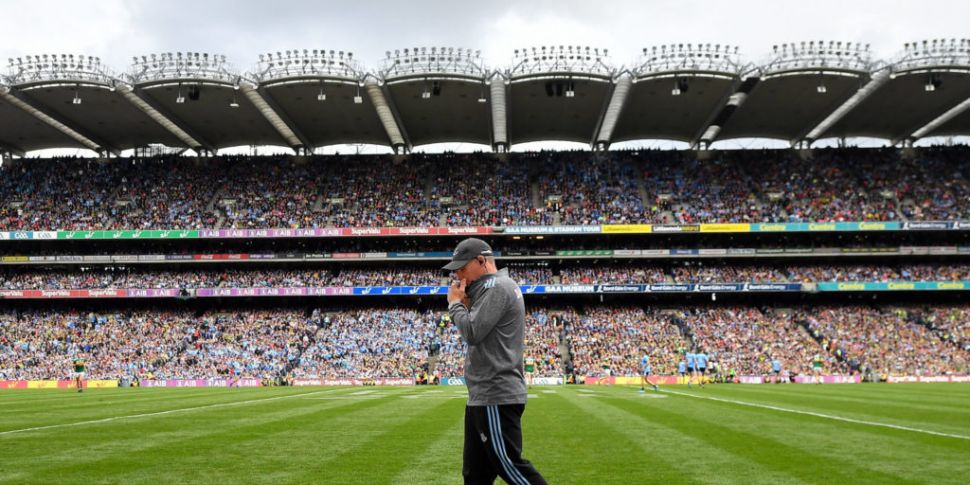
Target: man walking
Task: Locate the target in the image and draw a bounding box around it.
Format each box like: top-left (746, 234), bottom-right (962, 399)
top-left (444, 238), bottom-right (548, 485)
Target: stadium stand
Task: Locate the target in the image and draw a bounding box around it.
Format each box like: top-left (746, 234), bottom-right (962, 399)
top-left (2, 147), bottom-right (969, 230)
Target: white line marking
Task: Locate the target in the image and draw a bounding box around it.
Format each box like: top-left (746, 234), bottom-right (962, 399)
top-left (349, 390), bottom-right (378, 396)
top-left (401, 394), bottom-right (468, 400)
top-left (540, 390), bottom-right (557, 394)
top-left (662, 389), bottom-right (970, 441)
top-left (0, 389), bottom-right (335, 437)
top-left (527, 394), bottom-right (539, 398)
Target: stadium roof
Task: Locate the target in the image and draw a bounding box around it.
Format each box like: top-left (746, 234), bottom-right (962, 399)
top-left (1, 40), bottom-right (969, 155)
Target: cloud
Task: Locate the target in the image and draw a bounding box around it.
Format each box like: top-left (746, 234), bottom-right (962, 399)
top-left (2, 0), bottom-right (967, 71)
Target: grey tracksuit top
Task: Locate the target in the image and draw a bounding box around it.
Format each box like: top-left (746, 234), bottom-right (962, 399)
top-left (448, 268), bottom-right (528, 406)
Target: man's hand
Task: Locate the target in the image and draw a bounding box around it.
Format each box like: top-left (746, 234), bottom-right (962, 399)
top-left (448, 278), bottom-right (467, 305)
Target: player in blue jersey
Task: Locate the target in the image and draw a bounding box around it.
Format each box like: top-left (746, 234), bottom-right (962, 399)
top-left (677, 359), bottom-right (688, 385)
top-left (685, 350), bottom-right (696, 388)
top-left (771, 358), bottom-right (783, 384)
top-left (640, 355), bottom-right (659, 392)
top-left (695, 350), bottom-right (708, 388)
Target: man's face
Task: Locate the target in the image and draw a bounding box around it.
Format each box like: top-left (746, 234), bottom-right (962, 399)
top-left (454, 256), bottom-right (486, 282)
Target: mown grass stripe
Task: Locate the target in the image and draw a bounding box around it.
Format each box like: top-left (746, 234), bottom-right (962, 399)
top-left (301, 397), bottom-right (467, 483)
top-left (388, 414), bottom-right (465, 485)
top-left (6, 388), bottom-right (414, 484)
top-left (663, 388), bottom-right (970, 441)
top-left (606, 387), bottom-right (969, 482)
top-left (707, 385), bottom-right (970, 427)
top-left (0, 389), bottom-right (249, 420)
top-left (524, 391), bottom-right (689, 484)
top-left (600, 392), bottom-right (922, 485)
top-left (0, 388), bottom-right (345, 437)
top-left (559, 389), bottom-right (799, 485)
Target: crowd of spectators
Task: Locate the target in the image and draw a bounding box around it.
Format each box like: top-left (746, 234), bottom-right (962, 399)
top-left (797, 306), bottom-right (968, 377)
top-left (429, 153), bottom-right (549, 226)
top-left (1, 263), bottom-right (968, 290)
top-left (679, 307), bottom-right (831, 376)
top-left (569, 307), bottom-right (690, 377)
top-left (535, 153), bottom-right (646, 224)
top-left (3, 147), bottom-right (967, 230)
top-left (915, 305), bottom-right (970, 352)
top-left (2, 304), bottom-right (967, 381)
top-left (0, 309), bottom-right (311, 380)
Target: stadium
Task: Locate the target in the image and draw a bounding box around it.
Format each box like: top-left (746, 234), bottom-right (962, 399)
top-left (1, 3), bottom-right (970, 484)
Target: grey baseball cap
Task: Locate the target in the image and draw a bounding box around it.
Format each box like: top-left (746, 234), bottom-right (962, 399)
top-left (442, 238), bottom-right (494, 271)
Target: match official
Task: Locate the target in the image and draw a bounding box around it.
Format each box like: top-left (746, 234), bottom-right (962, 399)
top-left (444, 238), bottom-right (548, 485)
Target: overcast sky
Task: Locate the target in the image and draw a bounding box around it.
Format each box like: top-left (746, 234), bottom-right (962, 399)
top-left (2, 0), bottom-right (968, 154)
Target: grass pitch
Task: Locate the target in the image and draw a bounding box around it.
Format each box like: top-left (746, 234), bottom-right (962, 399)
top-left (1, 384), bottom-right (968, 484)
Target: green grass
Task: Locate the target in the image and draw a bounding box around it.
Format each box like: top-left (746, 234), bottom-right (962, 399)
top-left (1, 384), bottom-right (968, 484)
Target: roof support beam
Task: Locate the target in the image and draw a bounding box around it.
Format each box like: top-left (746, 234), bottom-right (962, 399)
top-left (489, 76), bottom-right (509, 151)
top-left (255, 86), bottom-right (314, 153)
top-left (115, 83), bottom-right (205, 152)
top-left (365, 79), bottom-right (407, 152)
top-left (593, 74), bottom-right (632, 149)
top-left (797, 70), bottom-right (891, 145)
top-left (240, 82), bottom-right (309, 151)
top-left (0, 86), bottom-right (106, 153)
top-left (901, 95), bottom-right (970, 143)
top-left (130, 86), bottom-right (216, 153)
top-left (692, 77), bottom-right (757, 148)
top-left (8, 88), bottom-right (119, 155)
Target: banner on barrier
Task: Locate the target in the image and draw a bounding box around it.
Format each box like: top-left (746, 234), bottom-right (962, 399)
top-left (601, 224), bottom-right (651, 234)
top-left (737, 376), bottom-right (764, 384)
top-left (532, 377), bottom-right (565, 385)
top-left (817, 281), bottom-right (970, 292)
top-left (793, 375), bottom-right (861, 384)
top-left (3, 220), bottom-right (970, 243)
top-left (502, 225), bottom-right (601, 235)
top-left (652, 224), bottom-right (700, 233)
top-left (700, 223), bottom-right (750, 233)
top-left (0, 380), bottom-right (119, 389)
top-left (138, 379), bottom-right (262, 388)
top-left (440, 377), bottom-right (467, 386)
top-left (886, 375), bottom-right (970, 383)
top-left (290, 378), bottom-right (414, 386)
top-left (584, 376), bottom-right (687, 385)
top-left (555, 250), bottom-right (614, 257)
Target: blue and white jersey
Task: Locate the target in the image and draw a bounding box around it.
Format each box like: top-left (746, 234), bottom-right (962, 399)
top-left (696, 352), bottom-right (708, 369)
top-left (678, 361), bottom-right (687, 374)
top-left (772, 359), bottom-right (782, 372)
top-left (686, 352), bottom-right (696, 368)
